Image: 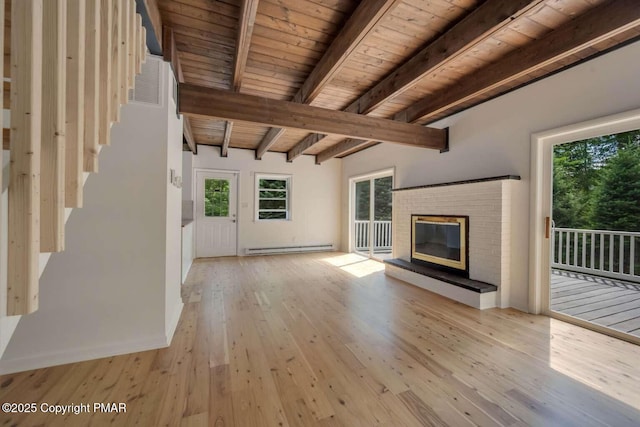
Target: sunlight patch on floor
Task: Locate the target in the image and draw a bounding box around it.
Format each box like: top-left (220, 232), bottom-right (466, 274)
top-left (548, 318), bottom-right (640, 411)
top-left (340, 259), bottom-right (385, 278)
top-left (322, 253), bottom-right (386, 278)
top-left (322, 253), bottom-right (369, 267)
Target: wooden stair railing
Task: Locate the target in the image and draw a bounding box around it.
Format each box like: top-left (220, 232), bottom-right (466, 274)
top-left (65, 0), bottom-right (85, 209)
top-left (5, 0), bottom-right (148, 315)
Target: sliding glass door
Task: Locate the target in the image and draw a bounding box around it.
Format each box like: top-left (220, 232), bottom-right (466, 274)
top-left (352, 171), bottom-right (393, 260)
top-left (548, 129), bottom-right (640, 341)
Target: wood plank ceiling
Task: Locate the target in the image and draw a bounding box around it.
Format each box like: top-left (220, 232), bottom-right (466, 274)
top-left (158, 0), bottom-right (640, 162)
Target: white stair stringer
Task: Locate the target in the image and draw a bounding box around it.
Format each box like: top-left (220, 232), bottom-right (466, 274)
top-left (0, 53), bottom-right (154, 359)
top-left (0, 149), bottom-right (101, 358)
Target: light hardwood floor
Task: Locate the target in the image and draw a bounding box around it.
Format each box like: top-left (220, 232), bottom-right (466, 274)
top-left (2, 252), bottom-right (640, 426)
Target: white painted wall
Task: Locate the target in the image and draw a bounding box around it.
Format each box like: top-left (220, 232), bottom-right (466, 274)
top-left (192, 147), bottom-right (342, 255)
top-left (342, 40), bottom-right (640, 312)
top-left (180, 152), bottom-right (195, 284)
top-left (182, 222), bottom-right (194, 283)
top-left (0, 58), bottom-right (184, 373)
top-left (182, 151), bottom-right (193, 202)
top-left (165, 84), bottom-right (184, 338)
top-left (181, 151), bottom-right (194, 221)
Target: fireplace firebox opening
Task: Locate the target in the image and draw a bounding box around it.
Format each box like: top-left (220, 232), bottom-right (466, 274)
top-left (411, 215), bottom-right (469, 277)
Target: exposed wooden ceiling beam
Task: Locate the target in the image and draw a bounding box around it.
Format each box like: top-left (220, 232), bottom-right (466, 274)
top-left (308, 0), bottom-right (544, 163)
top-left (347, 0), bottom-right (544, 116)
top-left (183, 113), bottom-right (197, 154)
top-left (221, 121), bottom-right (232, 157)
top-left (182, 120), bottom-right (196, 154)
top-left (317, 0), bottom-right (640, 163)
top-left (316, 138), bottom-right (367, 164)
top-left (397, 0), bottom-right (640, 124)
top-left (293, 0), bottom-right (402, 105)
top-left (255, 127), bottom-right (285, 160)
top-left (179, 83), bottom-right (447, 149)
top-left (162, 25), bottom-right (178, 74)
top-left (224, 0), bottom-right (260, 157)
top-left (232, 0), bottom-right (259, 92)
top-left (163, 26), bottom-right (196, 154)
top-left (257, 0), bottom-right (403, 157)
top-left (139, 0), bottom-right (162, 54)
top-left (220, 124), bottom-right (232, 156)
top-left (287, 133), bottom-right (327, 162)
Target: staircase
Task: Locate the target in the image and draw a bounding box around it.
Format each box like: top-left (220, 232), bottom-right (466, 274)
top-left (2, 0), bottom-right (148, 316)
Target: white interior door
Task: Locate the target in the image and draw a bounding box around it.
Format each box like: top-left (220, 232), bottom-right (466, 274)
top-left (196, 171), bottom-right (238, 257)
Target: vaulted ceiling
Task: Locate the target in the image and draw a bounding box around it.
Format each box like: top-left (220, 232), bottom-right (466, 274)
top-left (157, 0), bottom-right (640, 162)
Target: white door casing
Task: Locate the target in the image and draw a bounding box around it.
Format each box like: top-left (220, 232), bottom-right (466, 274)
top-left (196, 170), bottom-right (238, 257)
top-left (529, 108), bottom-right (640, 314)
top-left (349, 168), bottom-right (394, 259)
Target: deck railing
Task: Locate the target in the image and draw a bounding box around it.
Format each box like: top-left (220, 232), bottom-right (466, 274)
top-left (355, 220), bottom-right (392, 252)
top-left (552, 227), bottom-right (640, 283)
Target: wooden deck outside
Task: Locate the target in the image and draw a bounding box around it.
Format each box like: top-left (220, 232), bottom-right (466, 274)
top-left (551, 269), bottom-right (640, 338)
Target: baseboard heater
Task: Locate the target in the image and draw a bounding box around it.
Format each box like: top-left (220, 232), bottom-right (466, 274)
top-left (245, 244), bottom-right (334, 255)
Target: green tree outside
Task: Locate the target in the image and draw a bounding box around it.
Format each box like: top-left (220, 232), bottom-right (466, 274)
top-left (592, 144), bottom-right (640, 231)
top-left (553, 129), bottom-right (640, 231)
top-left (204, 179), bottom-right (230, 217)
top-left (354, 176), bottom-right (393, 221)
top-left (552, 130), bottom-right (640, 273)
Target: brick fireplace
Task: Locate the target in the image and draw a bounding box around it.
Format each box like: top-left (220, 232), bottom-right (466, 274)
top-left (385, 175), bottom-right (521, 309)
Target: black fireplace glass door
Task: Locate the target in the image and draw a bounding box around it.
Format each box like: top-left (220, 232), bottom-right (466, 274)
top-left (414, 222), bottom-right (461, 261)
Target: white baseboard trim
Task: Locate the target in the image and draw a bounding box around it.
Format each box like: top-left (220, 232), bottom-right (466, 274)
top-left (0, 334), bottom-right (168, 375)
top-left (385, 264), bottom-right (497, 309)
top-left (165, 300), bottom-right (184, 345)
top-left (0, 301), bottom-right (186, 374)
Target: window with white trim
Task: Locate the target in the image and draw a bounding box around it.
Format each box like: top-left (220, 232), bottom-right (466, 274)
top-left (255, 174), bottom-right (291, 220)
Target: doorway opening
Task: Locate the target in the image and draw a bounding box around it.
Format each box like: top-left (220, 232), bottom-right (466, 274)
top-left (550, 130), bottom-right (640, 339)
top-left (195, 170), bottom-right (238, 258)
top-left (530, 108), bottom-right (640, 344)
top-left (350, 169), bottom-right (394, 261)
